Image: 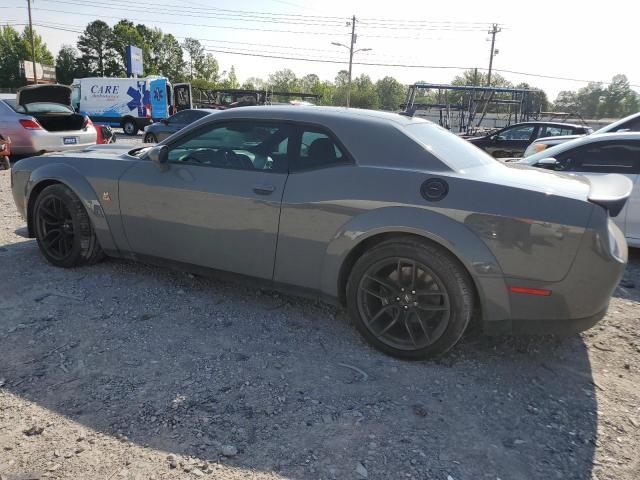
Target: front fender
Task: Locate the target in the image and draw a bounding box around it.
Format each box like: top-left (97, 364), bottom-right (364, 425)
top-left (320, 206), bottom-right (512, 329)
top-left (26, 162), bottom-right (118, 253)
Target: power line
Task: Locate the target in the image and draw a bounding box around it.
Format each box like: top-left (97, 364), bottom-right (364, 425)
top-left (29, 7), bottom-right (352, 35)
top-left (5, 21), bottom-right (638, 89)
top-left (37, 0), bottom-right (348, 27)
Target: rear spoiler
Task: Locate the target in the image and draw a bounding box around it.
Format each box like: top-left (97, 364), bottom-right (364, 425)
top-left (586, 174), bottom-right (634, 217)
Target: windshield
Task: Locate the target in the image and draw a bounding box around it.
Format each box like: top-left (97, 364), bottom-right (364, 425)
top-left (520, 136), bottom-right (587, 164)
top-left (404, 122), bottom-right (496, 170)
top-left (8, 101), bottom-right (73, 114)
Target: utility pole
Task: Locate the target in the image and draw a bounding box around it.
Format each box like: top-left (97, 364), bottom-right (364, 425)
top-left (27, 0), bottom-right (38, 84)
top-left (486, 23), bottom-right (501, 87)
top-left (346, 15), bottom-right (356, 108)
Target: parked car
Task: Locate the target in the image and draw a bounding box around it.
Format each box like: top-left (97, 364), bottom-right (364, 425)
top-left (523, 112), bottom-right (640, 157)
top-left (0, 85), bottom-right (96, 157)
top-left (143, 108), bottom-right (216, 143)
top-left (11, 107), bottom-right (630, 359)
top-left (468, 121), bottom-right (592, 158)
top-left (0, 133), bottom-right (10, 170)
top-left (515, 132), bottom-right (640, 247)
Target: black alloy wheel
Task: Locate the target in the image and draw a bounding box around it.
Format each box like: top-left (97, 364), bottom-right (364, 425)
top-left (33, 184), bottom-right (104, 268)
top-left (346, 238), bottom-right (474, 360)
top-left (36, 195), bottom-right (75, 262)
top-left (357, 257), bottom-right (450, 351)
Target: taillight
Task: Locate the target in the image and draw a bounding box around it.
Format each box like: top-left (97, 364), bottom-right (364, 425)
top-left (509, 287), bottom-right (552, 296)
top-left (145, 104), bottom-right (151, 118)
top-left (83, 116), bottom-right (93, 129)
top-left (19, 118), bottom-right (42, 130)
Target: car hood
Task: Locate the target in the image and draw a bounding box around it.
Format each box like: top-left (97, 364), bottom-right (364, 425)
top-left (17, 84), bottom-right (72, 107)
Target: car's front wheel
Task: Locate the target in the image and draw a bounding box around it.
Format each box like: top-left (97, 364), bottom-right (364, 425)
top-left (346, 237), bottom-right (474, 360)
top-left (33, 184), bottom-right (104, 268)
top-left (122, 118), bottom-right (138, 136)
top-left (144, 133), bottom-right (157, 143)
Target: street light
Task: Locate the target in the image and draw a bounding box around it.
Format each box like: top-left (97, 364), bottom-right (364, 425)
top-left (331, 42), bottom-right (372, 107)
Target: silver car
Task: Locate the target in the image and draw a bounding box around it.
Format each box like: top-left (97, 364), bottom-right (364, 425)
top-left (0, 85), bottom-right (96, 157)
top-left (517, 132), bottom-right (640, 247)
top-left (523, 112), bottom-right (640, 157)
top-left (10, 107), bottom-right (631, 359)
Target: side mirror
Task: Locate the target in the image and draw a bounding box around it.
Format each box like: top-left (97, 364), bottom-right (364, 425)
top-left (147, 145), bottom-right (169, 171)
top-left (161, 119), bottom-right (169, 125)
top-left (536, 157), bottom-right (559, 170)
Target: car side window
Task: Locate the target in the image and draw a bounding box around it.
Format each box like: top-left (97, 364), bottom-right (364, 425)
top-left (497, 125), bottom-right (535, 141)
top-left (556, 142), bottom-right (640, 174)
top-left (166, 121), bottom-right (291, 172)
top-left (539, 126), bottom-right (574, 138)
top-left (293, 129), bottom-right (348, 171)
top-left (167, 111), bottom-right (189, 124)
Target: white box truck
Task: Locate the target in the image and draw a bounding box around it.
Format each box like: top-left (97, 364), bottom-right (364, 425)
top-left (71, 77), bottom-right (192, 135)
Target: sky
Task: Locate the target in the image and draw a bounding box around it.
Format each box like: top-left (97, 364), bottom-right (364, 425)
top-left (3, 0), bottom-right (640, 100)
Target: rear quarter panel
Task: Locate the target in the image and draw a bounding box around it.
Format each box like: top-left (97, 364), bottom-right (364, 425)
top-left (275, 163), bottom-right (593, 325)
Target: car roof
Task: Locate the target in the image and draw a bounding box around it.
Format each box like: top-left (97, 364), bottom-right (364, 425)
top-left (204, 105), bottom-right (426, 127)
top-left (505, 121), bottom-right (588, 129)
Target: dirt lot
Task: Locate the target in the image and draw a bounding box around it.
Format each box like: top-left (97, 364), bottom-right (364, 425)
top-left (1, 168), bottom-right (639, 480)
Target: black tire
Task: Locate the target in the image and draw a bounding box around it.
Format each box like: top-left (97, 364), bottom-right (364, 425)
top-left (33, 184), bottom-right (105, 268)
top-left (144, 133), bottom-right (157, 143)
top-left (122, 118), bottom-right (138, 136)
top-left (0, 157), bottom-right (9, 170)
top-left (346, 237), bottom-right (474, 360)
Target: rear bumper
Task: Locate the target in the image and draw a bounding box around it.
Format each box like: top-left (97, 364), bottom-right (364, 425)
top-left (510, 306), bottom-right (607, 335)
top-left (483, 214), bottom-right (626, 336)
top-left (10, 128), bottom-right (97, 155)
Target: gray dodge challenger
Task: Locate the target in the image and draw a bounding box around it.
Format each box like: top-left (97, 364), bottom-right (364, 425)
top-left (10, 106), bottom-right (633, 359)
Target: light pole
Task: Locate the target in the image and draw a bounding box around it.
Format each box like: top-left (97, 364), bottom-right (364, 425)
top-left (331, 40), bottom-right (371, 108)
top-left (486, 23), bottom-right (501, 87)
top-left (27, 0), bottom-right (37, 84)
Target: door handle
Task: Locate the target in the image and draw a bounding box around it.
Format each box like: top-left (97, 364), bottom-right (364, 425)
top-left (253, 184), bottom-right (276, 195)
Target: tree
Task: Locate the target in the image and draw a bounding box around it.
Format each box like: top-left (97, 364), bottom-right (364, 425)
top-left (221, 65), bottom-right (239, 88)
top-left (299, 73), bottom-right (320, 93)
top-left (0, 25), bottom-right (22, 88)
top-left (332, 70), bottom-right (350, 106)
top-left (55, 45), bottom-right (79, 85)
top-left (553, 90), bottom-right (579, 112)
top-left (109, 20), bottom-right (143, 75)
top-left (349, 74), bottom-right (380, 109)
top-left (268, 68), bottom-right (299, 92)
top-left (197, 53), bottom-right (219, 84)
top-left (18, 26), bottom-right (54, 65)
top-left (600, 75), bottom-right (634, 117)
top-left (376, 76), bottom-right (405, 110)
top-left (242, 77), bottom-right (265, 90)
top-left (152, 33), bottom-right (184, 80)
top-left (77, 20), bottom-right (118, 76)
top-left (182, 37), bottom-right (204, 81)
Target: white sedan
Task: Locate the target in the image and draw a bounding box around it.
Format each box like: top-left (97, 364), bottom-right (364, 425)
top-left (518, 132), bottom-right (640, 247)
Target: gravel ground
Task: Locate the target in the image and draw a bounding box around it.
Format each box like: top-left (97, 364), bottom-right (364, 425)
top-left (1, 167), bottom-right (639, 480)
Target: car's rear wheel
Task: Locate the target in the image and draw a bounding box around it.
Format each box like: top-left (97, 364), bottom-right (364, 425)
top-left (0, 157), bottom-right (9, 170)
top-left (346, 238), bottom-right (474, 360)
top-left (34, 184), bottom-right (104, 268)
top-left (122, 118), bottom-right (138, 136)
top-left (144, 133), bottom-right (157, 143)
